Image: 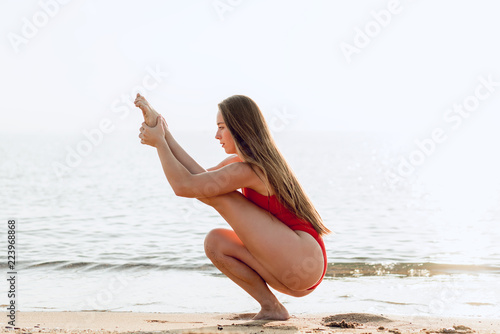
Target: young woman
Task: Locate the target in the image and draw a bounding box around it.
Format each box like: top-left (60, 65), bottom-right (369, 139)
top-left (135, 93), bottom-right (330, 320)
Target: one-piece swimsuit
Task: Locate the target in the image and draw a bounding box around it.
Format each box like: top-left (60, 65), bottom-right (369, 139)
top-left (241, 187), bottom-right (327, 290)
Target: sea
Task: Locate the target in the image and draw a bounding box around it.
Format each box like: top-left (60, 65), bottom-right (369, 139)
top-left (1, 130), bottom-right (499, 319)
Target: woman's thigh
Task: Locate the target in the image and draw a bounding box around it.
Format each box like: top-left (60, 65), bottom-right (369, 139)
top-left (200, 191), bottom-right (324, 291)
top-left (205, 228), bottom-right (314, 297)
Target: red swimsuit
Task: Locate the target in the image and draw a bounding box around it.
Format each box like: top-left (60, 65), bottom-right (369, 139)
top-left (241, 187), bottom-right (327, 290)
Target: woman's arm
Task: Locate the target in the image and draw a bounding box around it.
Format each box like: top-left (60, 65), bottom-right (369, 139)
top-left (165, 127), bottom-right (242, 173)
top-left (140, 117), bottom-right (258, 198)
top-left (156, 141), bottom-right (257, 198)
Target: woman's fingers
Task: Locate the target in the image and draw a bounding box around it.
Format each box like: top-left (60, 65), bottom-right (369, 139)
top-left (138, 118), bottom-right (163, 147)
top-left (139, 131), bottom-right (147, 145)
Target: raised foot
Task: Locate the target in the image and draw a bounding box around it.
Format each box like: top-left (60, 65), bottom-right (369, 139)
top-left (134, 93), bottom-right (160, 127)
top-left (252, 302), bottom-right (290, 321)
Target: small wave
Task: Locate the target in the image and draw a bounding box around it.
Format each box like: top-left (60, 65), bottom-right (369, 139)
top-left (12, 260), bottom-right (500, 277)
top-left (325, 262), bottom-right (500, 277)
top-left (20, 260), bottom-right (218, 272)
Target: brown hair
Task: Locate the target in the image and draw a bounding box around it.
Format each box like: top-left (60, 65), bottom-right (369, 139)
top-left (218, 95), bottom-right (331, 236)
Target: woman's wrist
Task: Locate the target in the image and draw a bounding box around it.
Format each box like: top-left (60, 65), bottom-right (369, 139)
top-left (156, 137), bottom-right (169, 150)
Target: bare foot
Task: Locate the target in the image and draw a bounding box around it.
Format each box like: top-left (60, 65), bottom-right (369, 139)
top-left (134, 93), bottom-right (160, 127)
top-left (252, 302), bottom-right (290, 320)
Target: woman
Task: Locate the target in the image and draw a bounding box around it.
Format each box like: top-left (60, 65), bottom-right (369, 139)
top-left (135, 93), bottom-right (330, 320)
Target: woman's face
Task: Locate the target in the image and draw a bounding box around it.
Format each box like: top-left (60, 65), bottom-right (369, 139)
top-left (215, 110), bottom-right (237, 154)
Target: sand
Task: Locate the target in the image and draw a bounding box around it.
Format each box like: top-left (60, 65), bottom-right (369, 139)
top-left (1, 312), bottom-right (498, 334)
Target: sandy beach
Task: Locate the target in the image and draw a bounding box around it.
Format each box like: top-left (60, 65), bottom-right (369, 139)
top-left (1, 312), bottom-right (498, 334)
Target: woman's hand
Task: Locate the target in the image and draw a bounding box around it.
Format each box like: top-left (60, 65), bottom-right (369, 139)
top-left (139, 115), bottom-right (167, 148)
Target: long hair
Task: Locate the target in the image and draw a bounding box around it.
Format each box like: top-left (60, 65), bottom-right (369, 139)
top-left (218, 95), bottom-right (331, 236)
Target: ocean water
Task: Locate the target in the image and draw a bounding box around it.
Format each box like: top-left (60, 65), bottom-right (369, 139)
top-left (0, 130), bottom-right (499, 318)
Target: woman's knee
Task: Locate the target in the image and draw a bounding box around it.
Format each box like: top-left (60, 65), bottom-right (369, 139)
top-left (203, 228), bottom-right (228, 259)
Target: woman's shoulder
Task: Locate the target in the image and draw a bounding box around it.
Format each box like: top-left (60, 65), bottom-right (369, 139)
top-left (208, 156), bottom-right (274, 196)
top-left (207, 154), bottom-right (242, 171)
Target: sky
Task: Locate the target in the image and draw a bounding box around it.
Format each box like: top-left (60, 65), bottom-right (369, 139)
top-left (1, 0), bottom-right (499, 138)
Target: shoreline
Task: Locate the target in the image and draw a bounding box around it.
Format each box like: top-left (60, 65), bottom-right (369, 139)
top-left (1, 311), bottom-right (499, 333)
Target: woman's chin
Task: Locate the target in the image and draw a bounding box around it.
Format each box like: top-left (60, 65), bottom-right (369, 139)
top-left (223, 147), bottom-right (233, 154)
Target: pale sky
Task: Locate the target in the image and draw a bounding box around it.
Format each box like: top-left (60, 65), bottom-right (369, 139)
top-left (1, 0), bottom-right (499, 138)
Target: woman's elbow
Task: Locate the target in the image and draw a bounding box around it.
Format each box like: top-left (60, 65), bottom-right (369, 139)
top-left (173, 185), bottom-right (189, 197)
top-left (173, 184), bottom-right (197, 198)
